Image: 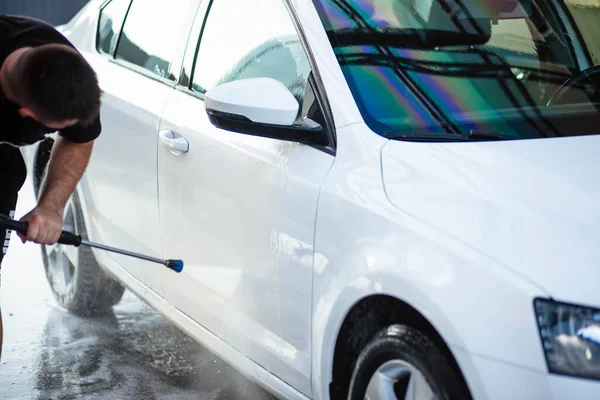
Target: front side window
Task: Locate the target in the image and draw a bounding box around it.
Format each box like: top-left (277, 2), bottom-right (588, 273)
top-left (115, 0), bottom-right (197, 80)
top-left (97, 0), bottom-right (131, 55)
top-left (312, 0), bottom-right (600, 140)
top-left (191, 0), bottom-right (311, 107)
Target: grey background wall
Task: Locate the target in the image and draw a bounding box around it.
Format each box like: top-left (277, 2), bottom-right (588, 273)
top-left (0, 0), bottom-right (90, 26)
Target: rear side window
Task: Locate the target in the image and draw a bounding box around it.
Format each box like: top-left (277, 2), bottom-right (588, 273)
top-left (97, 0), bottom-right (131, 55)
top-left (191, 0), bottom-right (311, 106)
top-left (115, 0), bottom-right (197, 81)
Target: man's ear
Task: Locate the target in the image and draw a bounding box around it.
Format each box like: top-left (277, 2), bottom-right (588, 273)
top-left (18, 107), bottom-right (39, 121)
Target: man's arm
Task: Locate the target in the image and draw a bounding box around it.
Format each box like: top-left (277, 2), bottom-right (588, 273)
top-left (17, 136), bottom-right (94, 244)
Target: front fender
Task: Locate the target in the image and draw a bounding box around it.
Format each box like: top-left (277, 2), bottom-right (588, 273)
top-left (311, 169), bottom-right (550, 400)
top-left (311, 259), bottom-right (468, 399)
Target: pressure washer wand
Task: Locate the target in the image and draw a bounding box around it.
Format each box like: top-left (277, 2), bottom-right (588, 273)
top-left (0, 214), bottom-right (183, 273)
top-left (76, 238), bottom-right (184, 273)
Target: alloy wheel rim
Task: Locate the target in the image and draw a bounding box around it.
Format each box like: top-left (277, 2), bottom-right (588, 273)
top-left (46, 199), bottom-right (78, 295)
top-left (364, 359), bottom-right (439, 400)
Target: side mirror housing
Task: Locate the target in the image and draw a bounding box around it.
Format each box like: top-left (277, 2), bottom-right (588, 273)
top-left (204, 78), bottom-right (327, 145)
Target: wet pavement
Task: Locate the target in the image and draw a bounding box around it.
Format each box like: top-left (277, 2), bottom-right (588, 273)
top-left (0, 159), bottom-right (275, 399)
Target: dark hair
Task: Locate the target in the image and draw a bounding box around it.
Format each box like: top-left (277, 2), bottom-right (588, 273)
top-left (15, 43), bottom-right (101, 126)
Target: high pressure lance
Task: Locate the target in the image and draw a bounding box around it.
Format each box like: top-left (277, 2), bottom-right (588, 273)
top-left (0, 213), bottom-right (184, 273)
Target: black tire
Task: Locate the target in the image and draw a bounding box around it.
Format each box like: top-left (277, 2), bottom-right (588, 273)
top-left (37, 156), bottom-right (125, 316)
top-left (348, 324), bottom-right (471, 400)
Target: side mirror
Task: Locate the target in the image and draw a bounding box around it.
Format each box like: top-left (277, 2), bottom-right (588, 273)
top-left (204, 77), bottom-right (327, 145)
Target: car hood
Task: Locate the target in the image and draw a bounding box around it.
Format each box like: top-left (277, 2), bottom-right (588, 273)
top-left (381, 134), bottom-right (600, 306)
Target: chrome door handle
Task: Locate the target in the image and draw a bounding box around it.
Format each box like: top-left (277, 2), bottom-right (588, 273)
top-left (159, 130), bottom-right (189, 154)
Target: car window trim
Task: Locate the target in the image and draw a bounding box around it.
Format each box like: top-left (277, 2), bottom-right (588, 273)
top-left (95, 0), bottom-right (171, 87)
top-left (282, 0), bottom-right (337, 153)
top-left (108, 57), bottom-right (178, 87)
top-left (101, 0), bottom-right (199, 84)
top-left (166, 0), bottom-right (202, 84)
top-left (111, 0), bottom-right (132, 58)
top-left (96, 0), bottom-right (133, 57)
top-left (179, 0), bottom-right (211, 88)
top-left (177, 0), bottom-right (337, 155)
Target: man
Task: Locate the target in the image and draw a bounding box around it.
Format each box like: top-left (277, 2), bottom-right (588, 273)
top-left (0, 14), bottom-right (102, 359)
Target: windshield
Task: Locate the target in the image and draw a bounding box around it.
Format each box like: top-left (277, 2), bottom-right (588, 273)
top-left (311, 0), bottom-right (600, 140)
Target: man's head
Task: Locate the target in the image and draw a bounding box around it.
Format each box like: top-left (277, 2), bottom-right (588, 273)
top-left (0, 43), bottom-right (101, 130)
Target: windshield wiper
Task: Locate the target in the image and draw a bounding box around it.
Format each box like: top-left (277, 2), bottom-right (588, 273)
top-left (385, 130), bottom-right (518, 142)
top-left (467, 130), bottom-right (518, 140)
top-left (329, 28), bottom-right (490, 49)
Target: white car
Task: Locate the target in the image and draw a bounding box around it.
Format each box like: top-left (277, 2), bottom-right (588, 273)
top-left (26, 0), bottom-right (600, 399)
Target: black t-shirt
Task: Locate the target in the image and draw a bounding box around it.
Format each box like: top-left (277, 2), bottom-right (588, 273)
top-left (0, 15), bottom-right (101, 147)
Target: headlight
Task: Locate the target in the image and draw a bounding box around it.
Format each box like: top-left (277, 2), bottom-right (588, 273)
top-left (534, 298), bottom-right (600, 380)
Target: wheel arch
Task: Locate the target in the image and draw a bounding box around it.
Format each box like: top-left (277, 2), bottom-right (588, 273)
top-left (325, 293), bottom-right (472, 400)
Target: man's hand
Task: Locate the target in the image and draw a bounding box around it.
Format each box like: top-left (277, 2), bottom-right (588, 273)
top-left (17, 136), bottom-right (93, 245)
top-left (17, 205), bottom-right (63, 245)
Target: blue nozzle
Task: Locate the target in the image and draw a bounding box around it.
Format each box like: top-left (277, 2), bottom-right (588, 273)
top-left (166, 259), bottom-right (184, 273)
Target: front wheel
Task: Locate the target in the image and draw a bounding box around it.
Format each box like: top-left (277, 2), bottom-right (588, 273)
top-left (348, 325), bottom-right (471, 400)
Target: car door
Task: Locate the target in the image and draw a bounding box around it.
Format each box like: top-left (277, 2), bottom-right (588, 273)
top-left (83, 0), bottom-right (197, 294)
top-left (156, 0), bottom-right (335, 394)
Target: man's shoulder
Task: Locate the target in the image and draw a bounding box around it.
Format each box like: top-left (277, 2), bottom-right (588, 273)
top-left (0, 14), bottom-right (60, 32)
top-left (0, 14), bottom-right (75, 53)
